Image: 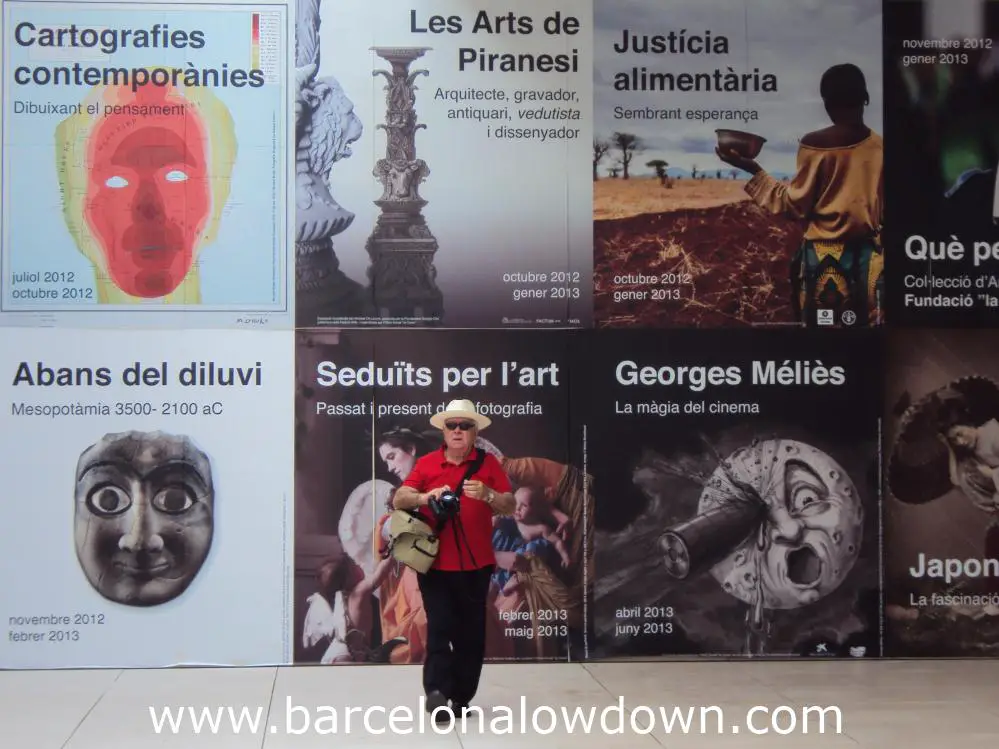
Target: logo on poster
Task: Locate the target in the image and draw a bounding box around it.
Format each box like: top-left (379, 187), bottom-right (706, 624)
top-left (816, 309), bottom-right (834, 326)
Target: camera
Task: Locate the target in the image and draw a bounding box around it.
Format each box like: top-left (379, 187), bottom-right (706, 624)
top-left (429, 490), bottom-right (461, 521)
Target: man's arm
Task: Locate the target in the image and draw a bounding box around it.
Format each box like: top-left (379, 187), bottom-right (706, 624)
top-left (391, 486), bottom-right (426, 510)
top-left (463, 454), bottom-right (516, 514)
top-left (462, 480), bottom-right (515, 514)
top-left (393, 485), bottom-right (452, 510)
top-left (391, 459), bottom-right (432, 510)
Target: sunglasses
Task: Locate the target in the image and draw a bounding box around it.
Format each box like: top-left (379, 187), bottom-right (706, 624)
top-left (444, 421), bottom-right (475, 431)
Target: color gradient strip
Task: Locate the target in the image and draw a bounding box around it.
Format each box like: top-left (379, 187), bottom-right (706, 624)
top-left (251, 13), bottom-right (260, 69)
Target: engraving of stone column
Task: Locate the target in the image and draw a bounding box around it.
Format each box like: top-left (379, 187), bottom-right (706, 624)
top-left (294, 0), bottom-right (373, 324)
top-left (365, 47), bottom-right (443, 323)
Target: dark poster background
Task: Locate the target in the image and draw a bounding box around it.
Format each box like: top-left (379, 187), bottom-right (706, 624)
top-left (580, 329), bottom-right (882, 659)
top-left (884, 330), bottom-right (999, 656)
top-left (294, 329), bottom-right (590, 664)
top-left (884, 0), bottom-right (999, 325)
top-left (294, 330), bottom-right (376, 664)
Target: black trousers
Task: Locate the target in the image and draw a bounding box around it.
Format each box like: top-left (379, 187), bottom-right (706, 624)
top-left (416, 565), bottom-right (494, 705)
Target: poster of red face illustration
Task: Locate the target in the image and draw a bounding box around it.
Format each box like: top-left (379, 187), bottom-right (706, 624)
top-left (0, 0), bottom-right (293, 328)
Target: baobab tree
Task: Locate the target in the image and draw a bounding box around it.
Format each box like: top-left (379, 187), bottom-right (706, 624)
top-left (611, 132), bottom-right (643, 179)
top-left (593, 138), bottom-right (610, 181)
top-left (646, 159), bottom-right (670, 187)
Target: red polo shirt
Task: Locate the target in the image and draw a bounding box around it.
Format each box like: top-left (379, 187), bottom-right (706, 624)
top-left (402, 446), bottom-right (510, 571)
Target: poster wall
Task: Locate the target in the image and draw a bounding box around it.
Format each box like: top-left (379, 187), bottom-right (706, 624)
top-left (0, 328), bottom-right (294, 669)
top-left (293, 330), bottom-right (591, 665)
top-left (1, 0), bottom-right (990, 670)
top-left (581, 330), bottom-right (882, 659)
top-left (883, 0), bottom-right (999, 326)
top-left (592, 0), bottom-right (884, 329)
top-left (884, 330), bottom-right (999, 656)
top-left (293, 0), bottom-right (594, 329)
top-left (0, 0), bottom-right (294, 329)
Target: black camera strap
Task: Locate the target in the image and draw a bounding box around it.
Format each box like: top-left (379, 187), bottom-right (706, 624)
top-left (455, 447), bottom-right (486, 499)
top-left (437, 448), bottom-right (486, 570)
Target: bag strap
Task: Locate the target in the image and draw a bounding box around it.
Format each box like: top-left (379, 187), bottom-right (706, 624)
top-left (434, 448), bottom-right (486, 536)
top-left (451, 448), bottom-right (486, 569)
top-left (456, 448), bottom-right (486, 496)
top-left (384, 450), bottom-right (488, 562)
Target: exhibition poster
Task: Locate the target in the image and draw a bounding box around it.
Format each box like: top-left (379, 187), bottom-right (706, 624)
top-left (883, 0), bottom-right (999, 325)
top-left (293, 330), bottom-right (591, 664)
top-left (293, 0), bottom-right (593, 329)
top-left (0, 0), bottom-right (294, 328)
top-left (885, 330), bottom-right (999, 656)
top-left (581, 330), bottom-right (882, 658)
top-left (593, 0), bottom-right (884, 329)
top-left (0, 328), bottom-right (294, 669)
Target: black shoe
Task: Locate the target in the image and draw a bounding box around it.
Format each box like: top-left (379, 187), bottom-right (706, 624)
top-left (425, 690), bottom-right (450, 722)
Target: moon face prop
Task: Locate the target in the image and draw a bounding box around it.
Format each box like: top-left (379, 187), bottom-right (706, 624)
top-left (699, 439), bottom-right (863, 610)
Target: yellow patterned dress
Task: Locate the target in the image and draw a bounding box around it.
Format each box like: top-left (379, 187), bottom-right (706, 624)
top-left (744, 132), bottom-right (884, 327)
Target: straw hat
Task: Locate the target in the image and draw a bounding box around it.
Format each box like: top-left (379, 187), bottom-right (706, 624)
top-left (430, 398), bottom-right (492, 431)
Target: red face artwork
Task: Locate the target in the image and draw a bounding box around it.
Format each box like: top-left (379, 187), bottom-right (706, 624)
top-left (84, 84), bottom-right (210, 298)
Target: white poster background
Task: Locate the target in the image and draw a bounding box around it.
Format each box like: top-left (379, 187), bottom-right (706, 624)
top-left (0, 0), bottom-right (295, 330)
top-left (315, 0), bottom-right (594, 327)
top-left (0, 328), bottom-right (293, 668)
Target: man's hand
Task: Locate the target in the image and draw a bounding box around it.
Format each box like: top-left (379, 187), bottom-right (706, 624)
top-left (420, 485), bottom-right (451, 505)
top-left (392, 485), bottom-right (448, 510)
top-left (465, 481), bottom-right (516, 514)
top-left (463, 479), bottom-right (490, 501)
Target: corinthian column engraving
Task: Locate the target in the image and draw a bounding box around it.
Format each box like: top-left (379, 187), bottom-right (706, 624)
top-left (294, 0), bottom-right (373, 324)
top-left (365, 47), bottom-right (443, 323)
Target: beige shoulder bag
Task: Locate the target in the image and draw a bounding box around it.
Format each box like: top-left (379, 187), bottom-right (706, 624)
top-left (385, 510), bottom-right (440, 574)
top-left (385, 449), bottom-right (486, 573)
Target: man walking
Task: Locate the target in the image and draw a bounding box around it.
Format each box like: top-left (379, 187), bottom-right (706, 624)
top-left (390, 399), bottom-right (515, 720)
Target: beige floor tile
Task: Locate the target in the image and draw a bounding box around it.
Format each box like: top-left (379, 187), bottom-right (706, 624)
top-left (2, 659), bottom-right (996, 746)
top-left (0, 669), bottom-right (122, 749)
top-left (64, 667), bottom-right (276, 748)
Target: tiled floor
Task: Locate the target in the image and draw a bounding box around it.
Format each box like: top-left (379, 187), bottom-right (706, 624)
top-left (3, 659), bottom-right (998, 747)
